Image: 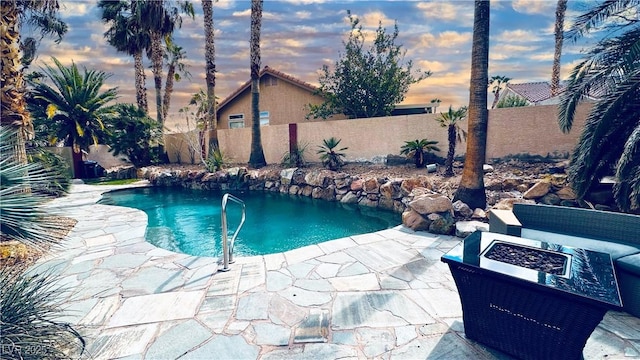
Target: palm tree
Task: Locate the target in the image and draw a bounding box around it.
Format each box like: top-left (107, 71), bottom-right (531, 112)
top-left (436, 106), bottom-right (468, 177)
top-left (201, 0), bottom-right (219, 154)
top-left (141, 0), bottom-right (194, 126)
top-left (454, 0), bottom-right (490, 210)
top-left (27, 57), bottom-right (118, 154)
top-left (551, 0), bottom-right (568, 97)
top-left (1, 0), bottom-right (66, 163)
top-left (99, 0), bottom-right (150, 113)
top-left (248, 0), bottom-right (266, 168)
top-left (558, 0), bottom-right (640, 212)
top-left (489, 75), bottom-right (510, 109)
top-left (162, 39), bottom-right (190, 121)
top-left (318, 137), bottom-right (348, 171)
top-left (400, 139), bottom-right (440, 168)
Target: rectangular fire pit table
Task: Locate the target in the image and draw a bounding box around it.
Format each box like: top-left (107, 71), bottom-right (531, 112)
top-left (441, 231), bottom-right (622, 360)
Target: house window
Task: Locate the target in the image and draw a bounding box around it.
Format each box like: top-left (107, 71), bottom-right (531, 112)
top-left (264, 77), bottom-right (278, 87)
top-left (229, 114), bottom-right (244, 128)
top-left (260, 111), bottom-right (270, 126)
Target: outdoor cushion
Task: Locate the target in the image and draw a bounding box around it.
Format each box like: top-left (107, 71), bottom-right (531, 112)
top-left (617, 253), bottom-right (640, 274)
top-left (521, 228), bottom-right (640, 260)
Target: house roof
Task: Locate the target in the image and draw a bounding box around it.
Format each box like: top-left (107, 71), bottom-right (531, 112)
top-left (217, 66), bottom-right (319, 111)
top-left (505, 81), bottom-right (565, 103)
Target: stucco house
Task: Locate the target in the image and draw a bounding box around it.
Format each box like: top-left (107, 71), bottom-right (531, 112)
top-left (216, 66), bottom-right (436, 129)
top-left (216, 66), bottom-right (347, 130)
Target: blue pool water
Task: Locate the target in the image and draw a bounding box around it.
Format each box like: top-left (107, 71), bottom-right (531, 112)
top-left (98, 186), bottom-right (401, 257)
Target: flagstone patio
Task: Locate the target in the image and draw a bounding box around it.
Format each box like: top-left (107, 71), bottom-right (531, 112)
top-left (34, 183), bottom-right (640, 359)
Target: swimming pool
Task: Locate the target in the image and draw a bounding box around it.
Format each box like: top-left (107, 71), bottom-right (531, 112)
top-left (98, 186), bottom-right (401, 257)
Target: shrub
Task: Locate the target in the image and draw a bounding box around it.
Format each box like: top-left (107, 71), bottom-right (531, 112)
top-left (205, 147), bottom-right (229, 172)
top-left (0, 267), bottom-right (85, 359)
top-left (281, 143), bottom-right (308, 168)
top-left (28, 149), bottom-right (71, 197)
top-left (104, 104), bottom-right (163, 167)
top-left (400, 139), bottom-right (440, 168)
top-left (317, 137), bottom-right (348, 171)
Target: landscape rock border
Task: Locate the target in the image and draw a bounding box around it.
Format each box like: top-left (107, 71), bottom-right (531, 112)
top-left (139, 164), bottom-right (585, 236)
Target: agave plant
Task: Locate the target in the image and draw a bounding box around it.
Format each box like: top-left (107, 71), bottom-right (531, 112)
top-left (317, 137), bottom-right (348, 171)
top-left (0, 127), bottom-right (66, 249)
top-left (0, 267), bottom-right (85, 359)
top-left (400, 139), bottom-right (440, 168)
top-left (281, 142), bottom-right (309, 168)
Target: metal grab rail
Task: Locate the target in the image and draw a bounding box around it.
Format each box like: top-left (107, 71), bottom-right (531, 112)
top-left (220, 193), bottom-right (246, 272)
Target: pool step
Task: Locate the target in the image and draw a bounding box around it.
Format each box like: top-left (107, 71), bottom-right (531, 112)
top-left (293, 309), bottom-right (330, 343)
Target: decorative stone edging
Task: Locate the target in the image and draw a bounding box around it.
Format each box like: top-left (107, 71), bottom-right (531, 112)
top-left (138, 166), bottom-right (580, 236)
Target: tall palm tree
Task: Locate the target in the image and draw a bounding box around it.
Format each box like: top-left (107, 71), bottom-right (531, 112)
top-left (248, 0), bottom-right (266, 168)
top-left (454, 0), bottom-right (490, 210)
top-left (27, 57), bottom-right (118, 154)
top-left (141, 0), bottom-right (194, 126)
top-left (551, 0), bottom-right (568, 97)
top-left (436, 105), bottom-right (468, 177)
top-left (1, 0), bottom-right (66, 162)
top-left (559, 0), bottom-right (640, 212)
top-left (99, 0), bottom-right (150, 113)
top-left (489, 75), bottom-right (510, 109)
top-left (201, 0), bottom-right (219, 154)
top-left (162, 39), bottom-right (190, 120)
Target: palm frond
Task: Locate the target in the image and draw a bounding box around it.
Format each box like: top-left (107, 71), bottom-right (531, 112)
top-left (565, 0), bottom-right (640, 42)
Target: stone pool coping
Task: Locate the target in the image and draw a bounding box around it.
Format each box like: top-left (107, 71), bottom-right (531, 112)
top-left (30, 182), bottom-right (640, 359)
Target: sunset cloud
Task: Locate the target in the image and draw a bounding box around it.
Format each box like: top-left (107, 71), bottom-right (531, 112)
top-left (33, 1), bottom-right (595, 131)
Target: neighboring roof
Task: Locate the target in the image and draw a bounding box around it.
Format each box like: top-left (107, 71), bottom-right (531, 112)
top-left (505, 81), bottom-right (565, 103)
top-left (217, 66), bottom-right (319, 111)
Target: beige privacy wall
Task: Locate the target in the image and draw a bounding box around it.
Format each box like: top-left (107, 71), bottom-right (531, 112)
top-left (166, 103), bottom-right (590, 165)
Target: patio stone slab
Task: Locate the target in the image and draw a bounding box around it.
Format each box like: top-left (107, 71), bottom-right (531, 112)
top-left (146, 320), bottom-right (212, 359)
top-left (357, 328), bottom-right (395, 357)
top-left (107, 291), bottom-right (203, 327)
top-left (236, 293), bottom-right (270, 320)
top-left (266, 270), bottom-right (293, 291)
top-left (280, 286), bottom-right (332, 307)
top-left (121, 266), bottom-right (186, 295)
top-left (86, 324), bottom-right (158, 360)
top-left (253, 323), bottom-right (291, 345)
top-left (181, 335), bottom-right (259, 360)
top-left (268, 295), bottom-right (307, 326)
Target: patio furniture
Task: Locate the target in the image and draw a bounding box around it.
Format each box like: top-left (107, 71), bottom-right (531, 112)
top-left (490, 203), bottom-right (640, 318)
top-left (441, 231), bottom-right (622, 360)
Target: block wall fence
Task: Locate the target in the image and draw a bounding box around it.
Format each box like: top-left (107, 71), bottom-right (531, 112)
top-left (164, 103), bottom-right (591, 165)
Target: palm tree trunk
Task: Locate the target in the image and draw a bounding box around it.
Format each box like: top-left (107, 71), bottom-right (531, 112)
top-left (201, 0), bottom-right (218, 155)
top-left (163, 62), bottom-right (175, 121)
top-left (0, 2), bottom-right (30, 164)
top-left (551, 0), bottom-right (567, 97)
top-left (133, 51), bottom-right (148, 113)
top-left (150, 31), bottom-right (164, 125)
top-left (454, 0), bottom-right (490, 210)
top-left (445, 124), bottom-right (456, 177)
top-left (491, 88), bottom-right (500, 109)
top-left (248, 0), bottom-right (266, 168)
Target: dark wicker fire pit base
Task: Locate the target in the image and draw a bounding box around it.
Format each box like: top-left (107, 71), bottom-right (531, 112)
top-left (441, 231), bottom-right (622, 360)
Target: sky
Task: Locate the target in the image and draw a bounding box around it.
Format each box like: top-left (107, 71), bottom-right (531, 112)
top-left (30, 0), bottom-right (599, 131)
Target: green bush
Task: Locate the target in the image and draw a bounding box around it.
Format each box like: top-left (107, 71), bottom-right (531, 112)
top-left (104, 104), bottom-right (163, 167)
top-left (281, 143), bottom-right (308, 168)
top-left (0, 267), bottom-right (85, 359)
top-left (205, 147), bottom-right (228, 172)
top-left (400, 139), bottom-right (440, 168)
top-left (28, 149), bottom-right (71, 197)
top-left (317, 137), bottom-right (348, 171)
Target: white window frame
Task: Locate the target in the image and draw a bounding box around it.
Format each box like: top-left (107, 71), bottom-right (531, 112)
top-left (228, 114), bottom-right (245, 129)
top-left (259, 111), bottom-right (270, 126)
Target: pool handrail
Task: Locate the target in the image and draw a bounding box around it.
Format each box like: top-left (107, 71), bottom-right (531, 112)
top-left (220, 193), bottom-right (246, 272)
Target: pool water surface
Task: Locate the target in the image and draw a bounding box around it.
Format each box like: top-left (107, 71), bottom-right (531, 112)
top-left (98, 186), bottom-right (401, 257)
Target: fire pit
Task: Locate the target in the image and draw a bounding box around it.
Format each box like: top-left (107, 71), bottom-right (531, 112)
top-left (441, 231), bottom-right (622, 360)
top-left (483, 241), bottom-right (570, 276)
